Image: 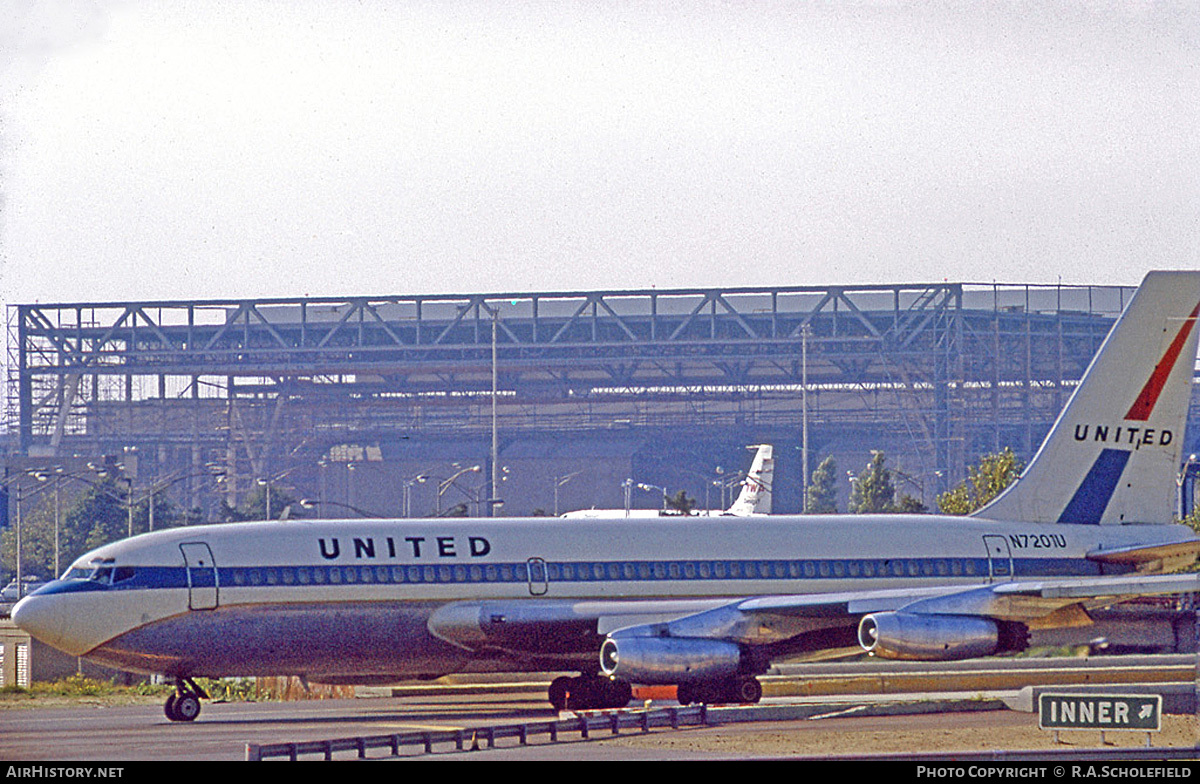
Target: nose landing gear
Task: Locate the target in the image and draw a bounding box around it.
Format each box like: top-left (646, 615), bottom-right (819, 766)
top-left (164, 678), bottom-right (209, 722)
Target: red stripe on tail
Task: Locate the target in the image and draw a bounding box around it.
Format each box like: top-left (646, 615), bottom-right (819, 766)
top-left (1125, 299), bottom-right (1200, 421)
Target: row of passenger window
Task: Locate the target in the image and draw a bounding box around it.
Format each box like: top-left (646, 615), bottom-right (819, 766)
top-left (222, 558), bottom-right (987, 588)
top-left (552, 558), bottom-right (983, 581)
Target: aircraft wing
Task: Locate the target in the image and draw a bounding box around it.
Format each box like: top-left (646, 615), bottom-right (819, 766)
top-left (1086, 541), bottom-right (1200, 573)
top-left (739, 572), bottom-right (1200, 621)
top-left (431, 572), bottom-right (1200, 672)
top-left (603, 572), bottom-right (1200, 667)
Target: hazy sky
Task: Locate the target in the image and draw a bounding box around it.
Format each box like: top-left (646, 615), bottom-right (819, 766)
top-left (1, 1), bottom-right (1197, 311)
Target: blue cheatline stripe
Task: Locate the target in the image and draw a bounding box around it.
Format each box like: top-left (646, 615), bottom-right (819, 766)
top-left (1058, 449), bottom-right (1132, 525)
top-left (50, 554), bottom-right (1110, 595)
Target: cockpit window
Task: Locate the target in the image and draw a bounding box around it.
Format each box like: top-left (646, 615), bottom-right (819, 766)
top-left (62, 564), bottom-right (126, 584)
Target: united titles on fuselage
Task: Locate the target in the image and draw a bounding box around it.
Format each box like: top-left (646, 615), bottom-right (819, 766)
top-left (317, 535), bottom-right (493, 561)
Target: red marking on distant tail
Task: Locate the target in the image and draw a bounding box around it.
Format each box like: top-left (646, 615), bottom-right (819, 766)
top-left (1125, 299), bottom-right (1200, 421)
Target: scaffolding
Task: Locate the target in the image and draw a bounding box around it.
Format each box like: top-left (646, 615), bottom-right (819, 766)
top-left (2, 281), bottom-right (1143, 515)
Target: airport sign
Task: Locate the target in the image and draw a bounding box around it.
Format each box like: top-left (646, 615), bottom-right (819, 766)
top-left (1038, 693), bottom-right (1161, 732)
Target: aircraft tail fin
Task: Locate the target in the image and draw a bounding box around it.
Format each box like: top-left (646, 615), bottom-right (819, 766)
top-left (726, 445), bottom-right (773, 516)
top-left (973, 270), bottom-right (1200, 525)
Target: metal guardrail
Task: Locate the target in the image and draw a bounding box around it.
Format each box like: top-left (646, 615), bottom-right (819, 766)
top-left (244, 703), bottom-right (709, 761)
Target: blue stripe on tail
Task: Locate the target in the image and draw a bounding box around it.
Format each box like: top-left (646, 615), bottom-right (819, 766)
top-left (1057, 449), bottom-right (1131, 525)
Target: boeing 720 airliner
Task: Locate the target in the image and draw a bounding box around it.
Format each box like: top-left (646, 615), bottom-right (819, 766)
top-left (13, 271), bottom-right (1200, 721)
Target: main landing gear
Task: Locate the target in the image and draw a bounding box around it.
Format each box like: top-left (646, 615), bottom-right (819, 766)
top-left (548, 674), bottom-right (634, 711)
top-left (547, 674), bottom-right (763, 710)
top-left (675, 675), bottom-right (763, 706)
top-left (164, 678), bottom-right (209, 722)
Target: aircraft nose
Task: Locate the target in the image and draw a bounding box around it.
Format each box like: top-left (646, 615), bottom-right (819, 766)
top-left (11, 593), bottom-right (69, 651)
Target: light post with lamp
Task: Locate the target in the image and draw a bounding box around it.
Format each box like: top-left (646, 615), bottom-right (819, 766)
top-left (2, 470), bottom-right (41, 599)
top-left (1179, 453), bottom-right (1199, 519)
top-left (552, 471), bottom-right (582, 517)
top-left (446, 468), bottom-right (506, 516)
top-left (256, 468), bottom-right (299, 521)
top-left (132, 467), bottom-right (228, 531)
top-left (83, 462), bottom-right (136, 538)
top-left (483, 465), bottom-right (509, 517)
top-left (459, 480), bottom-right (490, 517)
top-left (298, 498), bottom-right (382, 519)
top-left (889, 467), bottom-right (936, 509)
top-left (317, 459), bottom-right (328, 517)
top-left (402, 472), bottom-right (430, 518)
top-left (30, 467), bottom-right (112, 577)
top-left (715, 471), bottom-right (745, 511)
top-left (90, 463), bottom-right (227, 534)
top-left (436, 465), bottom-right (481, 516)
top-left (676, 469), bottom-right (715, 514)
top-left (636, 483), bottom-right (669, 512)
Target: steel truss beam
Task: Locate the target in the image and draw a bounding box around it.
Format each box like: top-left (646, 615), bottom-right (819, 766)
top-left (6, 282), bottom-right (1135, 512)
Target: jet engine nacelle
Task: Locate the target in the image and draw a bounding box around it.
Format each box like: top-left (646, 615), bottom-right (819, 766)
top-left (599, 635), bottom-right (742, 684)
top-left (857, 612), bottom-right (1028, 661)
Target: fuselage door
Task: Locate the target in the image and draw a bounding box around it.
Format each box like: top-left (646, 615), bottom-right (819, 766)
top-left (180, 542), bottom-right (219, 610)
top-left (526, 557), bottom-right (548, 596)
top-left (982, 535), bottom-right (1014, 583)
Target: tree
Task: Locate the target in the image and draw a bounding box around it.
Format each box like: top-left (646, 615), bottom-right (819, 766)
top-left (848, 451), bottom-right (897, 514)
top-left (936, 447), bottom-right (1024, 515)
top-left (1181, 504), bottom-right (1200, 534)
top-left (132, 495), bottom-right (202, 531)
top-left (805, 456), bottom-right (838, 513)
top-left (665, 490), bottom-right (697, 515)
top-left (0, 496), bottom-right (61, 581)
top-left (69, 479), bottom-right (134, 554)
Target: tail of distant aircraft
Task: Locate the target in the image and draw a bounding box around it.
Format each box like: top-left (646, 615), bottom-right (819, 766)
top-left (974, 270), bottom-right (1200, 526)
top-left (725, 445), bottom-right (773, 516)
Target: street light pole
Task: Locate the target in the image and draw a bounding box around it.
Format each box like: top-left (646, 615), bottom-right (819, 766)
top-left (1180, 453), bottom-right (1199, 519)
top-left (553, 471), bottom-right (582, 517)
top-left (402, 473), bottom-right (428, 518)
top-left (492, 306), bottom-right (498, 517)
top-left (6, 472), bottom-right (58, 596)
top-left (53, 473), bottom-right (60, 576)
top-left (482, 303), bottom-right (501, 517)
top-left (318, 460), bottom-right (327, 517)
top-left (299, 499), bottom-right (381, 518)
top-left (637, 483), bottom-right (669, 512)
top-left (15, 483), bottom-right (22, 599)
top-left (802, 323), bottom-right (810, 513)
top-left (437, 465), bottom-right (481, 516)
top-left (32, 469), bottom-right (65, 577)
top-left (126, 478), bottom-right (134, 538)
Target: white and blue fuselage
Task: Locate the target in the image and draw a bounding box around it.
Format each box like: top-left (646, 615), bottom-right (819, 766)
top-left (15, 513), bottom-right (1192, 683)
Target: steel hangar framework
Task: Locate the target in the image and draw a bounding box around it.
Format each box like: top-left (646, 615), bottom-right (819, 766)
top-left (3, 281), bottom-right (1149, 518)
